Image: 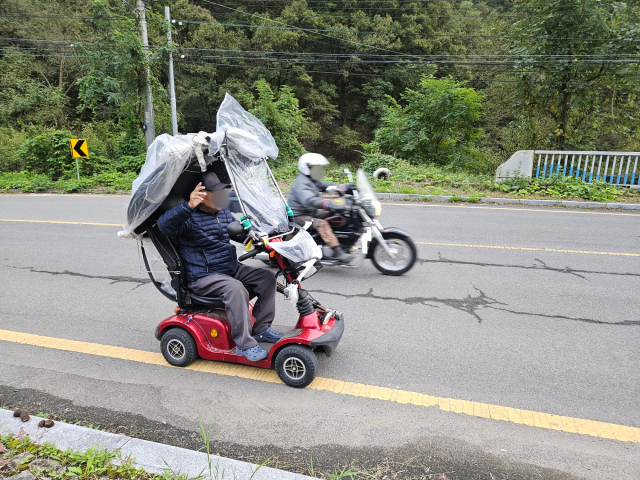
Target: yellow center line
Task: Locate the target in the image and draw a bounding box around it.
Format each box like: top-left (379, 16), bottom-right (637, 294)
top-left (3, 219), bottom-right (637, 257)
top-left (0, 328), bottom-right (638, 444)
top-left (381, 202), bottom-right (640, 216)
top-left (417, 241), bottom-right (640, 257)
top-left (0, 219), bottom-right (121, 227)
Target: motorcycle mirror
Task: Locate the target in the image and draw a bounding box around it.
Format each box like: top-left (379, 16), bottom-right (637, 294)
top-left (227, 221), bottom-right (245, 237)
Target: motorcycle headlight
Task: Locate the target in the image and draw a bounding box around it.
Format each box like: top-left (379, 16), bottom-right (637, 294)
top-left (374, 201), bottom-right (382, 217)
top-left (363, 202), bottom-right (375, 217)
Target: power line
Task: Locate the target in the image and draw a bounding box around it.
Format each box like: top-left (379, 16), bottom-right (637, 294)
top-left (3, 12), bottom-right (637, 43)
top-left (177, 46), bottom-right (640, 60)
top-left (197, 0), bottom-right (407, 55)
top-left (2, 37), bottom-right (637, 63)
top-left (194, 1), bottom-right (604, 11)
top-left (175, 58), bottom-right (640, 86)
top-left (172, 18), bottom-right (640, 42)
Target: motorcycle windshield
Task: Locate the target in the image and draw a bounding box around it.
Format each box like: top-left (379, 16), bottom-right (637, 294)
top-left (356, 169), bottom-right (378, 203)
top-left (214, 94), bottom-right (289, 234)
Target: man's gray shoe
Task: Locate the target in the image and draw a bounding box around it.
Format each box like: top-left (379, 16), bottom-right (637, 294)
top-left (236, 345), bottom-right (268, 362)
top-left (332, 246), bottom-right (353, 264)
top-left (253, 327), bottom-right (283, 343)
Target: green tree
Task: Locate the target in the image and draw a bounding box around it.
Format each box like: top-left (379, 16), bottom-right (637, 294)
top-left (509, 0), bottom-right (640, 150)
top-left (367, 75), bottom-right (484, 164)
top-left (248, 80), bottom-right (310, 163)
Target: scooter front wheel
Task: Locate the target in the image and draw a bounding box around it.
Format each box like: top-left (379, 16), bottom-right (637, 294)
top-left (275, 345), bottom-right (318, 388)
top-left (371, 232), bottom-right (417, 276)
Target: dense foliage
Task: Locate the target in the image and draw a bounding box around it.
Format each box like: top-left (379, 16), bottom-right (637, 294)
top-left (0, 0), bottom-right (638, 198)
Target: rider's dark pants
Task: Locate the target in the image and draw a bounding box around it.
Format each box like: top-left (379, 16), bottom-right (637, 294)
top-left (188, 265), bottom-right (276, 350)
top-left (295, 209), bottom-right (340, 247)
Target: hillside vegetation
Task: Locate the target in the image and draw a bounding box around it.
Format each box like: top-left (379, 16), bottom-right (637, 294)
top-left (1, 0), bottom-right (639, 200)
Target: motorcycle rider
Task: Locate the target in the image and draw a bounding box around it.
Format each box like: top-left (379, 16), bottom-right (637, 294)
top-left (287, 153), bottom-right (353, 264)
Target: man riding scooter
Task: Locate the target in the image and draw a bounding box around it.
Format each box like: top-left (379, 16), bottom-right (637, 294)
top-left (288, 153), bottom-right (354, 264)
top-left (157, 172), bottom-right (282, 362)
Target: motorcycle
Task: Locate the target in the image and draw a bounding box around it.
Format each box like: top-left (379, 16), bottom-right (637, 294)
top-left (258, 168), bottom-right (417, 276)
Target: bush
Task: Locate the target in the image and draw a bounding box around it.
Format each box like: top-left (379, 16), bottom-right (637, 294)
top-left (94, 171), bottom-right (138, 190)
top-left (447, 147), bottom-right (502, 175)
top-left (53, 177), bottom-right (98, 193)
top-left (496, 176), bottom-right (624, 202)
top-left (0, 172), bottom-right (52, 192)
top-left (248, 80), bottom-right (308, 164)
top-left (360, 151), bottom-right (403, 175)
top-left (368, 75), bottom-right (484, 165)
top-left (113, 154), bottom-right (146, 173)
top-left (16, 130), bottom-right (75, 180)
top-left (0, 171), bottom-right (137, 192)
top-left (0, 128), bottom-right (27, 172)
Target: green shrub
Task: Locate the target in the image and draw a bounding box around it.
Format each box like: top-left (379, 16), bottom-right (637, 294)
top-left (94, 171), bottom-right (137, 190)
top-left (0, 172), bottom-right (51, 192)
top-left (496, 176), bottom-right (624, 202)
top-left (16, 130), bottom-right (75, 180)
top-left (447, 147), bottom-right (502, 176)
top-left (114, 154), bottom-right (146, 173)
top-left (248, 80), bottom-right (308, 164)
top-left (360, 151), bottom-right (403, 175)
top-left (116, 125), bottom-right (146, 158)
top-left (53, 177), bottom-right (97, 193)
top-left (0, 128), bottom-right (27, 172)
top-left (368, 75), bottom-right (484, 165)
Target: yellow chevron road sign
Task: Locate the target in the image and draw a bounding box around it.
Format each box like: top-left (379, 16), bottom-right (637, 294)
top-left (70, 139), bottom-right (89, 158)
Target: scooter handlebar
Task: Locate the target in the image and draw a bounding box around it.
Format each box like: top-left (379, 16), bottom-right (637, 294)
top-left (239, 249), bottom-right (260, 261)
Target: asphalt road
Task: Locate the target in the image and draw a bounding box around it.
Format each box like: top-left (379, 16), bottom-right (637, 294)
top-left (1, 194), bottom-right (639, 479)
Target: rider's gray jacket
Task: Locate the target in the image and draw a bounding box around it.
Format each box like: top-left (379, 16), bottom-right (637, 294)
top-left (287, 173), bottom-right (335, 217)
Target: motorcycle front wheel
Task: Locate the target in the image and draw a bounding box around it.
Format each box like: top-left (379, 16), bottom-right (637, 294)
top-left (370, 232), bottom-right (417, 275)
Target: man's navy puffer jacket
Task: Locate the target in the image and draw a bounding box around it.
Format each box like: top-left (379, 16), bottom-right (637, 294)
top-left (157, 201), bottom-right (240, 284)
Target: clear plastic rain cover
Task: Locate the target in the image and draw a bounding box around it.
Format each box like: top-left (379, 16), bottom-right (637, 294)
top-left (269, 229), bottom-right (322, 264)
top-left (118, 132), bottom-right (211, 239)
top-left (211, 94), bottom-right (289, 234)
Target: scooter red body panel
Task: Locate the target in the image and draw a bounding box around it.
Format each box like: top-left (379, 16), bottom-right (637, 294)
top-left (156, 308), bottom-right (337, 370)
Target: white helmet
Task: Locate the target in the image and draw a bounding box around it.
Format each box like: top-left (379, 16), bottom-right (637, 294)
top-left (298, 153), bottom-right (329, 175)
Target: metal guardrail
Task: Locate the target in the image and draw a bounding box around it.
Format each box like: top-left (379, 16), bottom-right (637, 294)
top-left (495, 150), bottom-right (640, 187)
top-left (533, 151), bottom-right (640, 185)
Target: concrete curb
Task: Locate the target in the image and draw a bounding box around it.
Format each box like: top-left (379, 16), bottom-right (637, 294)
top-left (0, 409), bottom-right (315, 480)
top-left (376, 192), bottom-right (640, 210)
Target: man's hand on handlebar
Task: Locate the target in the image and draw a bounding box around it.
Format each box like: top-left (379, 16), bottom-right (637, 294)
top-left (337, 183), bottom-right (357, 194)
top-left (243, 230), bottom-right (260, 245)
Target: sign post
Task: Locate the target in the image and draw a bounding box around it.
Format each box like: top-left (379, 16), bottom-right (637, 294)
top-left (70, 139), bottom-right (89, 180)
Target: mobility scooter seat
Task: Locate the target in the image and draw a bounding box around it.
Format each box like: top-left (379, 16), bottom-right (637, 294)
top-left (187, 292), bottom-right (226, 310)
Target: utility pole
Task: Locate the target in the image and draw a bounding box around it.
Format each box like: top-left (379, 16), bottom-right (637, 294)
top-left (136, 0), bottom-right (155, 149)
top-left (165, 5), bottom-right (178, 136)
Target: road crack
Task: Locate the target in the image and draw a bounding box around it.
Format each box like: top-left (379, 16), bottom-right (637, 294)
top-left (312, 288), bottom-right (640, 326)
top-left (5, 265), bottom-right (150, 288)
top-left (416, 253), bottom-right (640, 279)
top-left (311, 287), bottom-right (503, 323)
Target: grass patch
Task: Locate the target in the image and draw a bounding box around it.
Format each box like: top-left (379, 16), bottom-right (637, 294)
top-left (0, 432), bottom-right (191, 479)
top-left (3, 163), bottom-right (638, 204)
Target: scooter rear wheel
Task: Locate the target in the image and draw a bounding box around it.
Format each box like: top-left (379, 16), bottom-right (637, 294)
top-left (275, 345), bottom-right (318, 388)
top-left (160, 328), bottom-right (198, 367)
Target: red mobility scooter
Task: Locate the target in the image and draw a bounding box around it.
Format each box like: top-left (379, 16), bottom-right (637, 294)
top-left (120, 94), bottom-right (344, 387)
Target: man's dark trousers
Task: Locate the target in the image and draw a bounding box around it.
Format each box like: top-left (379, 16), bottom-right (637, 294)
top-left (188, 265), bottom-right (277, 350)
